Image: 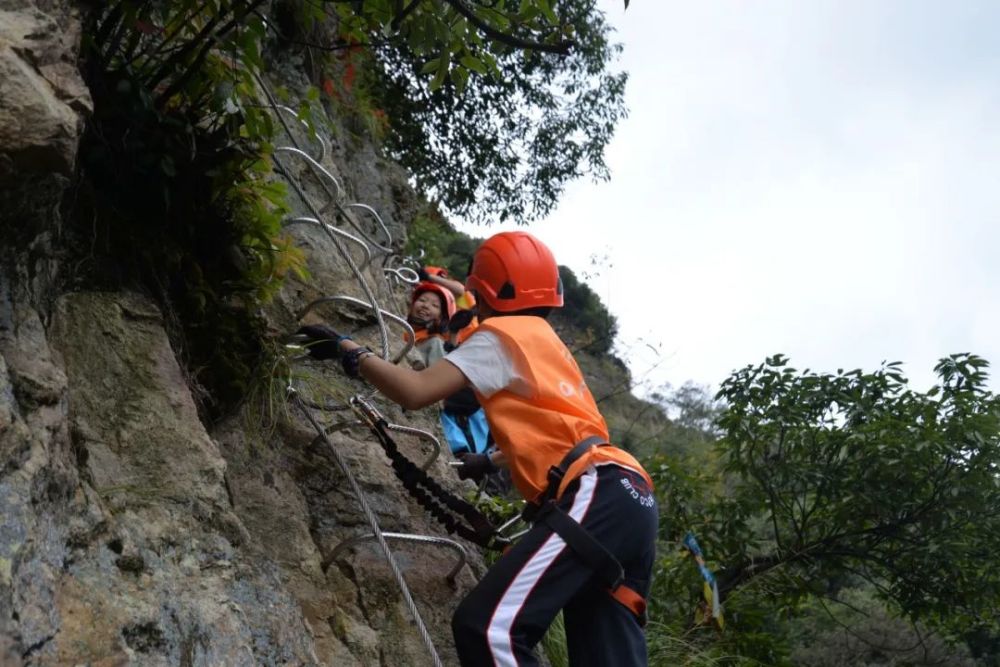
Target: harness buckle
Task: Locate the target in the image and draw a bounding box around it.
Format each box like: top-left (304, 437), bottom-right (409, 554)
top-left (519, 499), bottom-right (547, 523)
top-left (546, 463), bottom-right (566, 490)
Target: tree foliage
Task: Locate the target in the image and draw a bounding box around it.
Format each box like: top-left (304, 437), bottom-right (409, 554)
top-left (320, 0), bottom-right (628, 223)
top-left (72, 0), bottom-right (630, 414)
top-left (713, 354), bottom-right (1000, 617)
top-left (648, 354), bottom-right (1000, 663)
top-left (554, 266), bottom-right (618, 354)
top-left (403, 212), bottom-right (481, 279)
top-left (787, 587), bottom-right (977, 667)
top-left (77, 0), bottom-right (308, 416)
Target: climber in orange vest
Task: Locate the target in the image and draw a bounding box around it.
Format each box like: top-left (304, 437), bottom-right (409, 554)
top-left (405, 279), bottom-right (457, 369)
top-left (405, 266), bottom-right (479, 365)
top-left (298, 232), bottom-right (657, 666)
top-left (399, 267), bottom-right (490, 457)
top-left (421, 265), bottom-right (478, 312)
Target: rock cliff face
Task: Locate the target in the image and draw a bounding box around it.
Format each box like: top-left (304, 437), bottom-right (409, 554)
top-left (1, 2), bottom-right (484, 664)
top-left (0, 0), bottom-right (92, 180)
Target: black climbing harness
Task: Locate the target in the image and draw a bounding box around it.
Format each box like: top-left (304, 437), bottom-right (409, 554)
top-left (521, 436), bottom-right (649, 625)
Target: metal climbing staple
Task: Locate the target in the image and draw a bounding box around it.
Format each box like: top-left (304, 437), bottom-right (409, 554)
top-left (297, 294), bottom-right (415, 365)
top-left (323, 532), bottom-right (469, 584)
top-left (256, 66), bottom-right (525, 665)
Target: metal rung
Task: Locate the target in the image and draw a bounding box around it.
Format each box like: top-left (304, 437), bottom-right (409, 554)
top-left (384, 422), bottom-right (442, 470)
top-left (310, 416), bottom-right (439, 471)
top-left (274, 148), bottom-right (396, 260)
top-left (323, 532), bottom-right (468, 584)
top-left (344, 202), bottom-right (393, 250)
top-left (350, 395), bottom-right (440, 470)
top-left (332, 205), bottom-right (392, 257)
top-left (297, 294), bottom-right (414, 364)
top-left (260, 70), bottom-right (444, 666)
top-left (384, 266), bottom-right (419, 286)
top-left (274, 146), bottom-right (345, 201)
top-left (288, 391), bottom-right (444, 667)
top-left (274, 105), bottom-right (328, 162)
top-left (299, 401), bottom-right (440, 471)
top-left (284, 216), bottom-right (373, 268)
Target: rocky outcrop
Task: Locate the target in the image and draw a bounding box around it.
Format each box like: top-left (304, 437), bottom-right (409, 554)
top-left (2, 287), bottom-right (482, 666)
top-left (0, 2), bottom-right (486, 665)
top-left (0, 291), bottom-right (320, 665)
top-left (0, 8), bottom-right (90, 656)
top-left (0, 0), bottom-right (92, 181)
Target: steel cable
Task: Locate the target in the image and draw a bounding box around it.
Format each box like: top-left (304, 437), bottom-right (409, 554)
top-left (254, 72), bottom-right (449, 664)
top-left (292, 392), bottom-right (444, 667)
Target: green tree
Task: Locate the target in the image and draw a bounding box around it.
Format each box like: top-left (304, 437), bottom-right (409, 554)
top-left (321, 0), bottom-right (628, 224)
top-left (650, 354), bottom-right (1000, 662)
top-left (554, 265), bottom-right (618, 353)
top-left (788, 587), bottom-right (977, 667)
top-left (655, 381), bottom-right (723, 436)
top-left (80, 0), bottom-right (308, 416)
top-left (403, 212), bottom-right (482, 279)
top-left (713, 354), bottom-right (1000, 614)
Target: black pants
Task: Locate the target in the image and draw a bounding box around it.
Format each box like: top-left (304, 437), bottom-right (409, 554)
top-left (453, 464), bottom-right (658, 666)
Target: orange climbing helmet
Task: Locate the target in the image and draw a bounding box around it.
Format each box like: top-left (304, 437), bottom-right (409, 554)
top-left (424, 265), bottom-right (449, 278)
top-left (422, 264), bottom-right (477, 309)
top-left (466, 231), bottom-right (563, 312)
top-left (411, 281), bottom-right (457, 321)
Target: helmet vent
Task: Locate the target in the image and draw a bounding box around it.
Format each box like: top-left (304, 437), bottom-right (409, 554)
top-left (498, 282), bottom-right (516, 299)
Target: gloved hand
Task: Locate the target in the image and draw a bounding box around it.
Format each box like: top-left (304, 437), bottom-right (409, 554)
top-left (455, 452), bottom-right (496, 481)
top-left (448, 308), bottom-right (476, 333)
top-left (417, 266), bottom-right (431, 282)
top-left (427, 316), bottom-right (448, 336)
top-left (296, 324), bottom-right (347, 360)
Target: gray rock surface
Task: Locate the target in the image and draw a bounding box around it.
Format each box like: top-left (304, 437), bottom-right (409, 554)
top-left (0, 0), bottom-right (92, 181)
top-left (0, 3), bottom-right (487, 664)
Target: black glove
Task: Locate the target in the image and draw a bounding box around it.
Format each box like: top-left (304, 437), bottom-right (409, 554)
top-left (448, 308), bottom-right (476, 333)
top-left (296, 325), bottom-right (347, 360)
top-left (428, 315), bottom-right (449, 336)
top-left (455, 452), bottom-right (497, 482)
top-left (417, 267), bottom-right (431, 282)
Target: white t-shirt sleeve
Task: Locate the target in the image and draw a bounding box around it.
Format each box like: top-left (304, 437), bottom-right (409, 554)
top-left (444, 331), bottom-right (529, 398)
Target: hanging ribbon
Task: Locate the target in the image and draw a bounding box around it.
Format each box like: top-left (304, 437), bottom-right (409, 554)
top-left (683, 531), bottom-right (724, 630)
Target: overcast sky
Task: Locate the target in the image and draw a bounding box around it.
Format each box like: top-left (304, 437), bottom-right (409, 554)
top-left (458, 0), bottom-right (1000, 397)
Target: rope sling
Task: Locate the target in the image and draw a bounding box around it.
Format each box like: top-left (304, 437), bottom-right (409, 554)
top-left (350, 397), bottom-right (506, 551)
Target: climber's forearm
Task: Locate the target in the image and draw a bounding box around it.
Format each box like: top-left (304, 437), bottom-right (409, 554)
top-left (340, 340), bottom-right (466, 410)
top-left (429, 273), bottom-right (466, 297)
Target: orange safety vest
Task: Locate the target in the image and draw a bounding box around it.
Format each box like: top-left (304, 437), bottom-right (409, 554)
top-left (451, 314), bottom-right (479, 346)
top-left (403, 327), bottom-right (447, 345)
top-left (456, 290), bottom-right (476, 311)
top-left (471, 316), bottom-right (653, 502)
